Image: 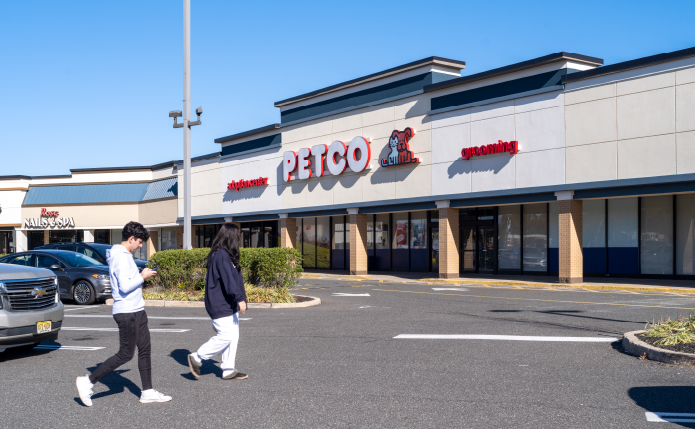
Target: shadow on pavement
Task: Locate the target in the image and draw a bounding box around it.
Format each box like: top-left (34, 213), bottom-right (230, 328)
top-left (0, 342), bottom-right (56, 362)
top-left (87, 366), bottom-right (141, 400)
top-left (629, 386), bottom-right (695, 428)
top-left (171, 348), bottom-right (223, 379)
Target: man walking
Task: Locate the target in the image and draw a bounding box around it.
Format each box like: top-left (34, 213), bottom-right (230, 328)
top-left (76, 221), bottom-right (172, 406)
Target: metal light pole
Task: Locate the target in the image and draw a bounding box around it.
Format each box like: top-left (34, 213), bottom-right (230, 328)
top-left (170, 0), bottom-right (201, 250)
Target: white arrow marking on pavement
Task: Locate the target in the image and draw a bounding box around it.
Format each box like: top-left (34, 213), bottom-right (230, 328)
top-left (645, 412), bottom-right (695, 423)
top-left (394, 334), bottom-right (619, 342)
top-left (62, 327), bottom-right (190, 333)
top-left (332, 293), bottom-right (370, 297)
top-left (65, 315), bottom-right (251, 321)
top-left (431, 288), bottom-right (469, 291)
top-left (33, 345), bottom-right (105, 351)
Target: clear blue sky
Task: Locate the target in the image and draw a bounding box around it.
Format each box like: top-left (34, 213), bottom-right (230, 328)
top-left (1, 0), bottom-right (693, 176)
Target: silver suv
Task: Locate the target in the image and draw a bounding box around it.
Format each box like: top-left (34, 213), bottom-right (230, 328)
top-left (0, 263), bottom-right (64, 352)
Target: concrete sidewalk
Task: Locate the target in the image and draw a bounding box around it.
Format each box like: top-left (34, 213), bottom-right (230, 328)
top-left (301, 271), bottom-right (695, 294)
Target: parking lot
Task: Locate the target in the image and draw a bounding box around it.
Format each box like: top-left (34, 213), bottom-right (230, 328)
top-left (2, 278), bottom-right (695, 428)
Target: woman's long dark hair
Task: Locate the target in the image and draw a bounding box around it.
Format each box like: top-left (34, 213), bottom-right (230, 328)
top-left (207, 223), bottom-right (240, 270)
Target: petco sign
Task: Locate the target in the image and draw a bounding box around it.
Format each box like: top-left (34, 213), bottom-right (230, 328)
top-left (380, 128), bottom-right (418, 167)
top-left (24, 208), bottom-right (75, 229)
top-left (461, 140), bottom-right (519, 160)
top-left (283, 136), bottom-right (371, 182)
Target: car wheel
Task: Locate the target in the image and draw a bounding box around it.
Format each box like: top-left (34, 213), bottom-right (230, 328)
top-left (73, 281), bottom-right (96, 305)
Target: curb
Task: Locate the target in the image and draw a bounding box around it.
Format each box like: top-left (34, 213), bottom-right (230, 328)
top-left (104, 295), bottom-right (321, 309)
top-left (622, 330), bottom-right (695, 366)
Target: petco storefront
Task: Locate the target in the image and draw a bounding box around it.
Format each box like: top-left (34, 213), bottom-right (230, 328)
top-left (184, 46), bottom-right (695, 282)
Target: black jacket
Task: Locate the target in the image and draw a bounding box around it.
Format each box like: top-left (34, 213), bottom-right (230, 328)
top-left (204, 249), bottom-right (247, 320)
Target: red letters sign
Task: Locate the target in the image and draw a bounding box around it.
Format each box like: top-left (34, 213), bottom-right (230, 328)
top-left (227, 177), bottom-right (269, 191)
top-left (380, 128), bottom-right (419, 167)
top-left (40, 208), bottom-right (59, 217)
top-left (461, 140), bottom-right (519, 160)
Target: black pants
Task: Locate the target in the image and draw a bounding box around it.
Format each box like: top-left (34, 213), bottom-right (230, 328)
top-left (89, 310), bottom-right (152, 391)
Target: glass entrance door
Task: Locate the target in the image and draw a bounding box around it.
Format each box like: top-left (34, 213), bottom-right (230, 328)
top-left (461, 227), bottom-right (476, 272)
top-left (478, 227), bottom-right (495, 273)
top-left (430, 227), bottom-right (439, 272)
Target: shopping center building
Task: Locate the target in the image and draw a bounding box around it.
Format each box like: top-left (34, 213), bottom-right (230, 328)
top-left (2, 45), bottom-right (695, 282)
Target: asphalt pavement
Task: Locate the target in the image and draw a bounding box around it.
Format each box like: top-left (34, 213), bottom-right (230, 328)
top-left (2, 278), bottom-right (695, 428)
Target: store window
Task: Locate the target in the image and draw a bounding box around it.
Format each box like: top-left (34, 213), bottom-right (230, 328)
top-left (410, 211), bottom-right (428, 272)
top-left (392, 213), bottom-right (408, 271)
top-left (640, 195), bottom-right (673, 275)
top-left (49, 230), bottom-right (84, 244)
top-left (677, 194), bottom-right (695, 275)
top-left (196, 224), bottom-right (222, 249)
top-left (28, 231), bottom-right (44, 250)
top-left (0, 231), bottom-right (14, 254)
top-left (316, 217), bottom-right (330, 269)
top-left (374, 214), bottom-right (390, 271)
top-left (583, 199), bottom-right (606, 274)
top-left (331, 216), bottom-right (346, 270)
top-left (161, 227), bottom-right (177, 251)
top-left (522, 204), bottom-right (547, 272)
top-left (498, 205), bottom-right (521, 271)
top-left (94, 229), bottom-right (110, 244)
top-left (607, 198), bottom-right (638, 275)
top-left (548, 202), bottom-right (559, 273)
top-left (301, 217), bottom-right (316, 268)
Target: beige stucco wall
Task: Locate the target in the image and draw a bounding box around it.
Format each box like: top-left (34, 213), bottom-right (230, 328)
top-left (20, 198), bottom-right (177, 231)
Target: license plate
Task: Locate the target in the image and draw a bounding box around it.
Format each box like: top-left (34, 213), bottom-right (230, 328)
top-left (37, 321), bottom-right (51, 334)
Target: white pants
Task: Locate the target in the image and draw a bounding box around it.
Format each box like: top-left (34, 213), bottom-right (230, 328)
top-left (196, 312), bottom-right (239, 371)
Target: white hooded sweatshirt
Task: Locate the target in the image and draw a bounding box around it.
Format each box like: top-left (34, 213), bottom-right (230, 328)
top-left (106, 244), bottom-right (145, 315)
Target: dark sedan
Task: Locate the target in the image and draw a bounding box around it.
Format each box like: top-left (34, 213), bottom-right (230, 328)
top-left (0, 250), bottom-right (110, 305)
top-left (35, 242), bottom-right (148, 272)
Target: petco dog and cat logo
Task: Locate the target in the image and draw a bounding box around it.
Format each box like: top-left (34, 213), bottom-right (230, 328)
top-left (379, 128), bottom-right (419, 168)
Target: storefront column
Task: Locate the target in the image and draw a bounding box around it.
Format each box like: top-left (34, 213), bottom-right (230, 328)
top-left (16, 230), bottom-right (28, 252)
top-left (147, 229), bottom-right (159, 256)
top-left (557, 192), bottom-right (583, 283)
top-left (43, 230), bottom-right (49, 244)
top-left (84, 229), bottom-right (95, 243)
top-left (224, 217), bottom-right (242, 229)
top-left (348, 209), bottom-right (368, 275)
top-left (437, 201), bottom-right (459, 279)
top-left (279, 214), bottom-right (296, 249)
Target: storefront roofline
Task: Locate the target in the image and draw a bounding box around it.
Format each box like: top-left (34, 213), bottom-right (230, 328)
top-left (189, 172), bottom-right (695, 223)
top-left (70, 160), bottom-right (181, 173)
top-left (424, 52), bottom-right (603, 94)
top-left (274, 56), bottom-right (466, 108)
top-left (214, 124), bottom-right (280, 144)
top-left (562, 45), bottom-right (695, 84)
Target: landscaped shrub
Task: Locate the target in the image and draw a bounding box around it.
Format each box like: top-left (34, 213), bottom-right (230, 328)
top-left (240, 247), bottom-right (303, 288)
top-left (147, 247), bottom-right (303, 290)
top-left (147, 248), bottom-right (209, 291)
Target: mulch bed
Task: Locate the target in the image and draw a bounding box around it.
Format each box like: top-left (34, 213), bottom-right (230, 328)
top-left (637, 333), bottom-right (695, 355)
top-left (292, 295), bottom-right (313, 303)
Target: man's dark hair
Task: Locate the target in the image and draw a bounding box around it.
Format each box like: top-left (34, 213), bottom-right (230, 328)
top-left (121, 221), bottom-right (150, 242)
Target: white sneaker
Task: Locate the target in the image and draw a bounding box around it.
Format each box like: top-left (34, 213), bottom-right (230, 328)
top-left (140, 389), bottom-right (172, 403)
top-left (76, 375), bottom-right (94, 407)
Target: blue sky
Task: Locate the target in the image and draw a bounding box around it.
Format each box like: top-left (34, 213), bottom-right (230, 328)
top-left (1, 0), bottom-right (694, 176)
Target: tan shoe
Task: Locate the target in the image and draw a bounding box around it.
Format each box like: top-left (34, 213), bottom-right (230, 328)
top-left (222, 370), bottom-right (248, 380)
top-left (188, 354), bottom-right (202, 378)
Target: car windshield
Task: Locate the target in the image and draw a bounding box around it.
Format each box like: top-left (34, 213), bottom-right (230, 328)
top-left (59, 252), bottom-right (103, 267)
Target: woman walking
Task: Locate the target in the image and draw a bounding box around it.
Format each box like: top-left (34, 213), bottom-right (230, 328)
top-left (188, 223), bottom-right (248, 380)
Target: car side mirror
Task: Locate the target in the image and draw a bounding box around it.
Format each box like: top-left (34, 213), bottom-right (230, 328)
top-left (50, 264), bottom-right (63, 271)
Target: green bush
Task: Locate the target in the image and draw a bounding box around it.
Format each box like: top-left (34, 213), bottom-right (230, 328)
top-left (147, 248), bottom-right (209, 290)
top-left (240, 247), bottom-right (303, 288)
top-left (147, 247), bottom-right (303, 290)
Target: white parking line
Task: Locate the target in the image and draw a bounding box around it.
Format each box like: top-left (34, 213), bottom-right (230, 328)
top-left (332, 293), bottom-right (370, 297)
top-left (34, 345), bottom-right (105, 351)
top-left (65, 315), bottom-right (251, 321)
top-left (63, 307), bottom-right (94, 312)
top-left (431, 288), bottom-right (469, 291)
top-left (645, 412), bottom-right (695, 423)
top-left (394, 334), bottom-right (619, 342)
top-left (62, 327), bottom-right (190, 333)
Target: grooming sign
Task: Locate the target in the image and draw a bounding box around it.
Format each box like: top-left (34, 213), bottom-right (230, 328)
top-left (461, 140), bottom-right (519, 160)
